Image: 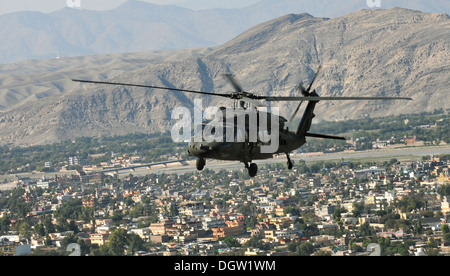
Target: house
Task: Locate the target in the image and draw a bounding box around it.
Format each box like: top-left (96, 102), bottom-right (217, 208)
top-left (202, 216), bottom-right (226, 231)
top-left (354, 167), bottom-right (386, 180)
top-left (150, 219), bottom-right (174, 235)
top-left (89, 232), bottom-right (109, 246)
top-left (212, 220), bottom-right (245, 239)
top-left (130, 228), bottom-right (151, 241)
top-left (0, 242), bottom-right (31, 256)
top-left (315, 204), bottom-right (335, 219)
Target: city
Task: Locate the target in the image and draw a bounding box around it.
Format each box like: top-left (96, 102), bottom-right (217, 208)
top-left (0, 0), bottom-right (448, 263)
top-left (1, 145), bottom-right (449, 256)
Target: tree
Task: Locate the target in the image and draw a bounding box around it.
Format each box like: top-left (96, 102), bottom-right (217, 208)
top-left (111, 211), bottom-right (124, 226)
top-left (352, 202), bottom-right (365, 218)
top-left (95, 228), bottom-right (145, 256)
top-left (297, 242), bottom-right (314, 256)
top-left (44, 215), bottom-right (55, 234)
top-left (54, 199), bottom-right (84, 221)
top-left (106, 228), bottom-right (128, 256)
top-left (358, 222), bottom-right (373, 237)
top-left (19, 221), bottom-right (32, 240)
top-left (169, 204), bottom-right (179, 217)
top-left (438, 184), bottom-right (450, 197)
top-left (127, 233), bottom-right (146, 255)
top-left (243, 236), bottom-right (269, 251)
top-left (442, 224), bottom-right (450, 242)
top-left (220, 237), bottom-right (241, 248)
top-left (284, 206), bottom-right (300, 217)
top-left (34, 223), bottom-right (46, 237)
top-left (0, 216), bottom-right (11, 235)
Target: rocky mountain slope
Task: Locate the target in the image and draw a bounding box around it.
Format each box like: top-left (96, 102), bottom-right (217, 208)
top-left (0, 47), bottom-right (213, 112)
top-left (0, 8), bottom-right (448, 146)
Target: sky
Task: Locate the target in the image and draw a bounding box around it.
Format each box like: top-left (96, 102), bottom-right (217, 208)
top-left (0, 0), bottom-right (262, 15)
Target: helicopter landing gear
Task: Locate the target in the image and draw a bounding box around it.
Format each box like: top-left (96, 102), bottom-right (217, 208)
top-left (286, 153), bottom-right (293, 170)
top-left (196, 157), bottom-right (205, 171)
top-left (244, 162), bottom-right (258, 177)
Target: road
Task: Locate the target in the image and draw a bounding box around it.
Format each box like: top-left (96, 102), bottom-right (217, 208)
top-left (118, 145), bottom-right (450, 177)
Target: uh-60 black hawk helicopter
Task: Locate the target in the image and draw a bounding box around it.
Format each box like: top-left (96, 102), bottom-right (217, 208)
top-left (73, 65), bottom-right (412, 177)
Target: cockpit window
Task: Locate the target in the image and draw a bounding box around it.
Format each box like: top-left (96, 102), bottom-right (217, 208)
top-left (193, 123), bottom-right (249, 143)
top-left (194, 123), bottom-right (224, 142)
top-left (193, 124), bottom-right (204, 136)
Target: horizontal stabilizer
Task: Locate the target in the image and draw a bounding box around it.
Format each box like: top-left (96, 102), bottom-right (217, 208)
top-left (306, 133), bottom-right (346, 140)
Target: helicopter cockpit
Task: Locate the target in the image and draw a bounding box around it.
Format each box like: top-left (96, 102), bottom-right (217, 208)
top-left (192, 122), bottom-right (246, 143)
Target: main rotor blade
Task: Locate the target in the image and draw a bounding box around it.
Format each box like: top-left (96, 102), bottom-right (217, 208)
top-left (298, 82), bottom-right (310, 97)
top-left (72, 79), bottom-right (232, 98)
top-left (306, 65), bottom-right (322, 92)
top-left (222, 74), bottom-right (244, 92)
top-left (289, 101), bottom-right (304, 122)
top-left (241, 96), bottom-right (268, 107)
top-left (264, 96), bottom-right (413, 101)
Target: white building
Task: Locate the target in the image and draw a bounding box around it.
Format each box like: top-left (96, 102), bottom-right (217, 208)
top-left (354, 167), bottom-right (386, 180)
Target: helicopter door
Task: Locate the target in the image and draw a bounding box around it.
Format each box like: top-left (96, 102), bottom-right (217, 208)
top-left (244, 128), bottom-right (257, 159)
top-left (235, 127), bottom-right (245, 143)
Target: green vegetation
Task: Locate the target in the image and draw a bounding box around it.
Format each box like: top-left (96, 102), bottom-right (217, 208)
top-left (304, 110), bottom-right (449, 152)
top-left (0, 111), bottom-right (447, 175)
top-left (0, 132), bottom-right (186, 174)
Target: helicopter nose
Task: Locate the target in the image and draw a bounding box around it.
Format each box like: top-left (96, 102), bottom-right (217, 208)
top-left (188, 142), bottom-right (210, 156)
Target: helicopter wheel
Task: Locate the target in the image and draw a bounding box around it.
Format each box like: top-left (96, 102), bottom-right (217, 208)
top-left (196, 158), bottom-right (205, 171)
top-left (248, 163), bottom-right (258, 177)
top-left (287, 160), bottom-right (293, 170)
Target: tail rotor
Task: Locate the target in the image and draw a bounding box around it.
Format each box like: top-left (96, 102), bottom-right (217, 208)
top-left (289, 65), bottom-right (322, 122)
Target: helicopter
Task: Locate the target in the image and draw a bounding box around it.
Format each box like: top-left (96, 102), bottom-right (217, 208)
top-left (72, 65), bottom-right (412, 177)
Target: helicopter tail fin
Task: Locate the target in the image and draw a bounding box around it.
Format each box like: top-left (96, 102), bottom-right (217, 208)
top-left (294, 95), bottom-right (346, 141)
top-left (295, 91), bottom-right (319, 137)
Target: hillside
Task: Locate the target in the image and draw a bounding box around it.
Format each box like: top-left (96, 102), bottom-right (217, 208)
top-left (0, 47), bottom-right (213, 112)
top-left (0, 8), bottom-right (448, 146)
top-left (0, 0), bottom-right (449, 64)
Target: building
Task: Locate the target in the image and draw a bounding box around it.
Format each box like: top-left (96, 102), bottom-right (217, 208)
top-left (130, 228), bottom-right (151, 241)
top-left (179, 202), bottom-right (205, 217)
top-left (89, 233), bottom-right (109, 246)
top-left (354, 167), bottom-right (386, 180)
top-left (0, 243), bottom-right (31, 256)
top-left (309, 177), bottom-right (321, 187)
top-left (405, 136), bottom-right (416, 144)
top-left (150, 219), bottom-right (174, 235)
top-left (82, 197), bottom-right (95, 208)
top-left (212, 220), bottom-right (245, 239)
top-left (150, 235), bottom-right (170, 244)
top-left (202, 216), bottom-right (226, 231)
top-left (442, 196), bottom-right (450, 215)
top-left (0, 236), bottom-right (31, 256)
top-left (315, 204), bottom-right (336, 219)
top-left (69, 156), bottom-right (79, 166)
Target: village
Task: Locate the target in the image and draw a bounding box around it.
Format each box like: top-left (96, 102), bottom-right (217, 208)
top-left (1, 148), bottom-right (450, 256)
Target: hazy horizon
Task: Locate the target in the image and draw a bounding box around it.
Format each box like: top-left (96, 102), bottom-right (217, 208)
top-left (0, 0), bottom-right (261, 15)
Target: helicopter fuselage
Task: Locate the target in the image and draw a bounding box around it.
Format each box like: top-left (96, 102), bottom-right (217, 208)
top-left (188, 133), bottom-right (304, 162)
top-left (187, 111), bottom-right (306, 163)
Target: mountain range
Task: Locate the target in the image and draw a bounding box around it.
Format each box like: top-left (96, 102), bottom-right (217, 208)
top-left (0, 7), bottom-right (448, 146)
top-left (0, 0), bottom-right (449, 64)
